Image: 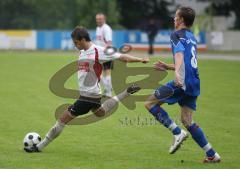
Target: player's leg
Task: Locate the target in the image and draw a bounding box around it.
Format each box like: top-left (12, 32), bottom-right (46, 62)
top-left (25, 98), bottom-right (99, 153)
top-left (180, 105), bottom-right (220, 163)
top-left (145, 94), bottom-right (187, 154)
top-left (148, 36), bottom-right (154, 55)
top-left (94, 84), bottom-right (141, 116)
top-left (36, 110), bottom-right (74, 151)
top-left (38, 98), bottom-right (103, 151)
top-left (25, 84), bottom-right (140, 153)
top-left (145, 83), bottom-right (189, 153)
top-left (145, 95), bottom-right (180, 133)
top-left (24, 110), bottom-right (74, 153)
top-left (101, 61), bottom-right (113, 97)
top-left (103, 68), bottom-right (112, 96)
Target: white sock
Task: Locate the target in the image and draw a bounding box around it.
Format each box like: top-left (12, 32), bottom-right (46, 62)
top-left (102, 89), bottom-right (129, 112)
top-left (203, 143), bottom-right (212, 152)
top-left (168, 122), bottom-right (180, 133)
top-left (101, 76), bottom-right (107, 88)
top-left (102, 75), bottom-right (112, 96)
top-left (37, 120), bottom-right (65, 151)
top-left (105, 75), bottom-right (112, 90)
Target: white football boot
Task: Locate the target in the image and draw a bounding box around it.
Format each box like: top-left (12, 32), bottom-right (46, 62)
top-left (169, 130), bottom-right (188, 154)
top-left (203, 152), bottom-right (221, 163)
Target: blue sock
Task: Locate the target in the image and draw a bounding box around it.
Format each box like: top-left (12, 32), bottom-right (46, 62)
top-left (149, 104), bottom-right (181, 135)
top-left (206, 149), bottom-right (216, 157)
top-left (188, 123), bottom-right (216, 157)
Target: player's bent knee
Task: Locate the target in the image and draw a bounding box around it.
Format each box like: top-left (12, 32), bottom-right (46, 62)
top-left (59, 110), bottom-right (75, 124)
top-left (145, 95), bottom-right (159, 110)
top-left (181, 118), bottom-right (191, 128)
top-left (94, 107), bottom-right (105, 117)
top-left (144, 101), bottom-right (152, 110)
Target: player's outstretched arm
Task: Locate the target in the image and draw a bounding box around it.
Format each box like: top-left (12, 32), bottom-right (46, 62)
top-left (154, 60), bottom-right (175, 71)
top-left (119, 54), bottom-right (149, 63)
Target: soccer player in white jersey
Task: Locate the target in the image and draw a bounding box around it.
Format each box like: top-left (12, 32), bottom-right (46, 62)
top-left (95, 13), bottom-right (114, 97)
top-left (24, 26), bottom-right (149, 153)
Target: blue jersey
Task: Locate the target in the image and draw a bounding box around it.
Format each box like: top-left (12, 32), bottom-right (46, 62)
top-left (170, 28), bottom-right (200, 96)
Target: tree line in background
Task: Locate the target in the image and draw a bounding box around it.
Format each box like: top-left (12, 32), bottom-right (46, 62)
top-left (0, 0), bottom-right (120, 29)
top-left (0, 0), bottom-right (240, 30)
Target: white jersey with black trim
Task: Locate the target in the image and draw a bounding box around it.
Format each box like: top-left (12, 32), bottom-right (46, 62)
top-left (77, 43), bottom-right (120, 98)
top-left (95, 23), bottom-right (112, 47)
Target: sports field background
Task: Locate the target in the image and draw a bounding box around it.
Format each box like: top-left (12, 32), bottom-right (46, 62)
top-left (0, 50), bottom-right (239, 169)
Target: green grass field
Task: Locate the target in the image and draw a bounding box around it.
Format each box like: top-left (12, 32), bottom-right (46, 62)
top-left (0, 51), bottom-right (240, 169)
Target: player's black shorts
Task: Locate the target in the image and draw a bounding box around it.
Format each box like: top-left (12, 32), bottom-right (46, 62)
top-left (103, 61), bottom-right (114, 70)
top-left (68, 96), bottom-right (101, 116)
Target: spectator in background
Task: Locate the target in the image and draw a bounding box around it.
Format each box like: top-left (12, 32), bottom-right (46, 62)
top-left (95, 13), bottom-right (113, 97)
top-left (146, 18), bottom-right (159, 55)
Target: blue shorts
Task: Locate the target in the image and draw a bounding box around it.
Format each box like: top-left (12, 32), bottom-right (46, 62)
top-left (154, 81), bottom-right (197, 111)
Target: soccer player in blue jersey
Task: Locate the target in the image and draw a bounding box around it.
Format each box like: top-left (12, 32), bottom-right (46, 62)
top-left (144, 6), bottom-right (221, 163)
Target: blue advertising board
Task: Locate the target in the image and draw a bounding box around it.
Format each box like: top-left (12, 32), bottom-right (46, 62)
top-left (36, 30), bottom-right (206, 50)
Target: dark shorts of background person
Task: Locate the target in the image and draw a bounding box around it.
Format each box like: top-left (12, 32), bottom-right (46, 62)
top-left (103, 61), bottom-right (114, 70)
top-left (68, 96), bottom-right (101, 116)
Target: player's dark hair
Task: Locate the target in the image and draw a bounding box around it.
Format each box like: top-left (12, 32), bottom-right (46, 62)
top-left (178, 6), bottom-right (195, 28)
top-left (71, 26), bottom-right (91, 41)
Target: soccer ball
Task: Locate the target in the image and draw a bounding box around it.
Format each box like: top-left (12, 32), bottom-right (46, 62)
top-left (23, 132), bottom-right (41, 149)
